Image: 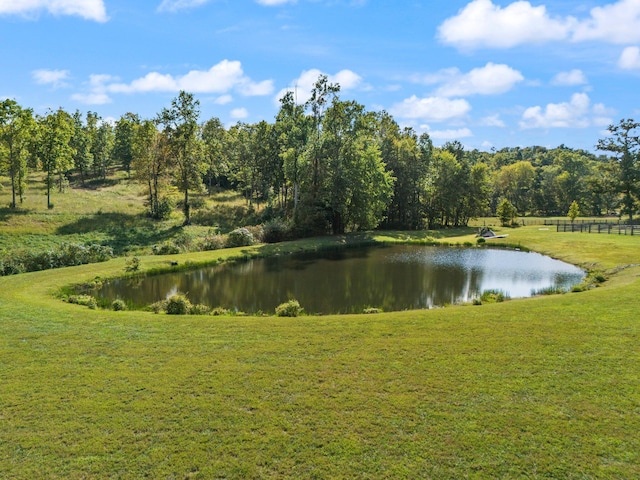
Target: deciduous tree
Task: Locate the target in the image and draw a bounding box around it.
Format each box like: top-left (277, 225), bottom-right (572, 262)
top-left (0, 99), bottom-right (35, 208)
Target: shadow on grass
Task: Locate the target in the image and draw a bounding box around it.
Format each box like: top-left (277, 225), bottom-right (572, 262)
top-left (0, 206), bottom-right (34, 222)
top-left (56, 212), bottom-right (181, 253)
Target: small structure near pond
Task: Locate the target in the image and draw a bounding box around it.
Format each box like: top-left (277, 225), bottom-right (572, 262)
top-left (478, 227), bottom-right (509, 239)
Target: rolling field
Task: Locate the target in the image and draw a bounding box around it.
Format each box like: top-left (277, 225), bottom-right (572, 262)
top-left (1, 225), bottom-right (639, 479)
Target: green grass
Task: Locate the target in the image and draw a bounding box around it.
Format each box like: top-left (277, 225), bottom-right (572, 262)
top-left (1, 226), bottom-right (639, 478)
top-left (0, 174), bottom-right (261, 257)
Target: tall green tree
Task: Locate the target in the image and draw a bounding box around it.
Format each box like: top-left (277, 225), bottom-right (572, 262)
top-left (0, 99), bottom-right (35, 208)
top-left (92, 121), bottom-right (114, 181)
top-left (35, 109), bottom-right (74, 208)
top-left (378, 114), bottom-right (432, 230)
top-left (157, 91), bottom-right (204, 225)
top-left (201, 116), bottom-right (228, 192)
top-left (69, 111), bottom-right (93, 186)
top-left (132, 119), bottom-right (171, 219)
top-left (496, 160), bottom-right (536, 215)
top-left (597, 119), bottom-right (640, 222)
top-left (113, 112), bottom-right (140, 178)
top-left (275, 91), bottom-right (308, 212)
top-left (305, 75), bottom-right (339, 202)
top-left (318, 99), bottom-right (394, 233)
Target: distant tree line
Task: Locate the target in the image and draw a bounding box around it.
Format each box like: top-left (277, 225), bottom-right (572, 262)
top-left (2, 77), bottom-right (639, 233)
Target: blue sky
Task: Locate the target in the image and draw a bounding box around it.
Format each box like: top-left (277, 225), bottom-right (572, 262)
top-left (1, 0), bottom-right (640, 152)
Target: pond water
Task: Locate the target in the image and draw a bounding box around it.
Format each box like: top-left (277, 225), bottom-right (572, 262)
top-left (96, 245), bottom-right (585, 314)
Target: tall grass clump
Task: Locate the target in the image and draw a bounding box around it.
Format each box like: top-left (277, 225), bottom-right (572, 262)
top-left (275, 299), bottom-right (303, 317)
top-left (166, 294), bottom-right (192, 315)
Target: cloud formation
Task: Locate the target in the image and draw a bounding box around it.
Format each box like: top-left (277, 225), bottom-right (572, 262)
top-left (390, 96), bottom-right (471, 122)
top-left (69, 61), bottom-right (274, 105)
top-left (32, 69), bottom-right (71, 88)
top-left (413, 63), bottom-right (524, 97)
top-left (551, 69), bottom-right (588, 86)
top-left (520, 93), bottom-right (613, 129)
top-left (618, 46), bottom-right (640, 69)
top-left (158, 0), bottom-right (295, 12)
top-left (425, 127), bottom-right (473, 140)
top-left (0, 0), bottom-right (107, 22)
top-left (438, 0), bottom-right (570, 49)
top-left (438, 0), bottom-right (640, 50)
top-left (157, 0), bottom-right (210, 13)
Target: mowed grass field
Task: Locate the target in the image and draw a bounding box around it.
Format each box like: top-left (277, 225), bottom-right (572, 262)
top-left (1, 177), bottom-right (639, 478)
top-left (1, 227), bottom-right (639, 479)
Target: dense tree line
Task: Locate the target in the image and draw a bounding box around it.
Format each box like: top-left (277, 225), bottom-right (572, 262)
top-left (2, 79), bottom-right (640, 234)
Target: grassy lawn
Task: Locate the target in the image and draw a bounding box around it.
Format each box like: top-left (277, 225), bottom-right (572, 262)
top-left (1, 225), bottom-right (639, 479)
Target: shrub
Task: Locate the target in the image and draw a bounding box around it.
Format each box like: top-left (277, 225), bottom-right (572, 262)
top-left (200, 232), bottom-right (226, 251)
top-left (166, 294), bottom-right (192, 315)
top-left (188, 196), bottom-right (206, 210)
top-left (0, 243), bottom-right (113, 277)
top-left (480, 289), bottom-right (509, 303)
top-left (68, 294), bottom-right (96, 306)
top-left (172, 232), bottom-right (194, 252)
top-left (476, 237), bottom-right (486, 244)
top-left (362, 307), bottom-right (382, 314)
top-left (125, 256), bottom-right (140, 273)
top-left (263, 218), bottom-right (290, 243)
top-left (151, 196), bottom-right (174, 220)
top-left (532, 285), bottom-right (566, 296)
top-left (244, 225), bottom-right (264, 243)
top-left (210, 307), bottom-right (230, 316)
top-left (149, 300), bottom-right (168, 314)
top-left (225, 228), bottom-right (255, 248)
top-left (111, 299), bottom-right (127, 311)
top-left (152, 243), bottom-right (180, 255)
top-left (189, 303), bottom-right (210, 315)
top-left (275, 299), bottom-right (303, 317)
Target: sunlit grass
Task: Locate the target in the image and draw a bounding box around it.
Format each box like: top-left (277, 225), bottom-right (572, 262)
top-left (1, 226), bottom-right (639, 478)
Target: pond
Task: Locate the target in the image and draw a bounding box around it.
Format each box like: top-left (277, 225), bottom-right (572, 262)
top-left (96, 245), bottom-right (585, 314)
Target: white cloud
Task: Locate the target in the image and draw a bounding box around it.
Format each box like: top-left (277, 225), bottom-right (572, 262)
top-left (239, 79), bottom-right (275, 96)
top-left (418, 63), bottom-right (524, 97)
top-left (618, 46), bottom-right (640, 69)
top-left (438, 0), bottom-right (640, 50)
top-left (425, 127), bottom-right (473, 140)
top-left (572, 0), bottom-right (640, 44)
top-left (70, 62), bottom-right (271, 105)
top-left (275, 68), bottom-right (363, 104)
top-left (32, 69), bottom-right (70, 88)
top-left (70, 92), bottom-right (112, 105)
top-left (520, 92), bottom-right (605, 129)
top-left (214, 94), bottom-right (233, 105)
top-left (159, 0), bottom-right (295, 12)
top-left (390, 95), bottom-right (471, 122)
top-left (480, 114), bottom-right (505, 127)
top-left (256, 0), bottom-right (296, 5)
top-left (106, 61), bottom-right (273, 96)
top-left (157, 0), bottom-right (210, 12)
top-left (593, 103), bottom-right (616, 127)
top-left (438, 0), bottom-right (571, 49)
top-left (551, 69), bottom-right (588, 86)
top-left (0, 0), bottom-right (107, 22)
top-left (230, 107), bottom-right (249, 119)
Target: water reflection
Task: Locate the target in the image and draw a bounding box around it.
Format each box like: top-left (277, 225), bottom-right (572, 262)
top-left (97, 245), bottom-right (584, 314)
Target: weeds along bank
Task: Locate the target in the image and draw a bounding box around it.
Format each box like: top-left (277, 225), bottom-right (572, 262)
top-left (1, 228), bottom-right (639, 479)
